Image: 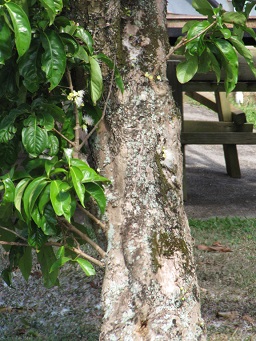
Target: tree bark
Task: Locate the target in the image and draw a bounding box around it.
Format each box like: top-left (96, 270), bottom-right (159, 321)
top-left (71, 0), bottom-right (205, 339)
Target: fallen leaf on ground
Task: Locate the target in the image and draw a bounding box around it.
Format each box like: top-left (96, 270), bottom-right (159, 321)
top-left (243, 314), bottom-right (255, 325)
top-left (217, 311), bottom-right (239, 320)
top-left (196, 242), bottom-right (232, 252)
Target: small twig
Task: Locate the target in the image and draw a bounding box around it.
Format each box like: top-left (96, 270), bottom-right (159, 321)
top-left (66, 67), bottom-right (80, 158)
top-left (78, 56), bottom-right (116, 150)
top-left (52, 127), bottom-right (76, 147)
top-left (77, 204), bottom-right (106, 232)
top-left (0, 241), bottom-right (104, 267)
top-left (59, 218), bottom-right (106, 259)
top-left (152, 20), bottom-right (217, 78)
top-left (0, 226), bottom-right (27, 242)
top-left (71, 246), bottom-right (104, 267)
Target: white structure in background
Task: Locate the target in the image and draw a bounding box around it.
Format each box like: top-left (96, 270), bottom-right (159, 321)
top-left (167, 0), bottom-right (256, 15)
top-left (235, 92), bottom-right (244, 104)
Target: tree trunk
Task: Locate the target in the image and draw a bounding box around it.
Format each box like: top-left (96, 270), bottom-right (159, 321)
top-left (71, 0), bottom-right (205, 339)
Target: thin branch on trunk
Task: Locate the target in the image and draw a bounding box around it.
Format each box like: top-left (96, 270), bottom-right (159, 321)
top-left (78, 56), bottom-right (116, 150)
top-left (0, 226), bottom-right (27, 242)
top-left (58, 218), bottom-right (106, 259)
top-left (77, 204), bottom-right (106, 233)
top-left (66, 67), bottom-right (80, 158)
top-left (52, 128), bottom-right (76, 147)
top-left (0, 241), bottom-right (104, 267)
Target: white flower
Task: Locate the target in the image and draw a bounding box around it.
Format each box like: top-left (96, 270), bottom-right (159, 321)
top-left (83, 115), bottom-right (94, 126)
top-left (67, 90), bottom-right (85, 108)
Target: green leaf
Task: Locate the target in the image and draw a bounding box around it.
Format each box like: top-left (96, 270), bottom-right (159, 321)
top-left (74, 45), bottom-right (89, 63)
top-left (44, 156), bottom-right (58, 177)
top-left (75, 27), bottom-right (94, 55)
top-left (57, 245), bottom-right (65, 258)
top-left (0, 108), bottom-right (24, 143)
top-left (28, 223), bottom-right (48, 249)
top-left (5, 2), bottom-right (31, 57)
top-left (48, 134), bottom-right (59, 156)
top-left (2, 178), bottom-right (15, 203)
top-left (41, 30), bottom-right (66, 90)
top-left (96, 53), bottom-right (124, 93)
top-left (220, 28), bottom-right (232, 39)
top-left (32, 204), bottom-right (57, 235)
top-left (70, 166), bottom-right (85, 206)
top-left (19, 247), bottom-right (32, 282)
top-left (229, 36), bottom-right (256, 78)
top-left (22, 125), bottom-right (49, 157)
top-left (18, 39), bottom-right (42, 93)
top-left (38, 183), bottom-right (51, 214)
top-left (14, 177), bottom-right (31, 214)
top-left (192, 0), bottom-right (214, 16)
top-left (38, 112), bottom-right (55, 131)
top-left (70, 159), bottom-right (109, 183)
top-left (84, 182), bottom-right (106, 214)
top-left (37, 245), bottom-right (59, 288)
top-left (176, 56), bottom-right (198, 83)
top-left (50, 256), bottom-right (71, 273)
top-left (1, 268), bottom-right (12, 287)
top-left (50, 180), bottom-right (72, 221)
top-left (60, 32), bottom-right (79, 55)
top-left (89, 56), bottom-right (103, 105)
top-left (23, 176), bottom-right (48, 218)
top-left (0, 17), bottom-right (13, 64)
top-left (39, 0), bottom-right (63, 25)
top-left (222, 12), bottom-right (246, 25)
top-left (206, 47), bottom-right (221, 83)
top-left (75, 258), bottom-right (95, 276)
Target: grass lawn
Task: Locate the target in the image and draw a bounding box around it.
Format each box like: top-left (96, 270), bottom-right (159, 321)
top-left (190, 217), bottom-right (256, 341)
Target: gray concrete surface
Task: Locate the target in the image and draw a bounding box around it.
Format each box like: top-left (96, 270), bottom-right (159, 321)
top-left (183, 103), bottom-right (256, 218)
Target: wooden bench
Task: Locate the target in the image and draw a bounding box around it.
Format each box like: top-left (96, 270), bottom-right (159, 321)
top-left (166, 56), bottom-right (256, 198)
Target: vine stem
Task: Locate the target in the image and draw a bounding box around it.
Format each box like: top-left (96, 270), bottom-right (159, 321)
top-left (52, 127), bottom-right (76, 147)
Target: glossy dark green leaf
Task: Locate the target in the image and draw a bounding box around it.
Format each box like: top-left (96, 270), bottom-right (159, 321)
top-left (39, 0), bottom-right (63, 25)
top-left (28, 223), bottom-right (48, 249)
top-left (222, 12), bottom-right (246, 25)
top-left (60, 32), bottom-right (79, 55)
top-left (14, 177), bottom-right (31, 214)
top-left (5, 2), bottom-right (31, 57)
top-left (70, 159), bottom-right (109, 183)
top-left (19, 40), bottom-right (42, 93)
top-left (229, 35), bottom-right (256, 77)
top-left (84, 182), bottom-right (106, 214)
top-left (19, 247), bottom-right (32, 281)
top-left (50, 180), bottom-right (72, 221)
top-left (76, 258), bottom-right (95, 276)
top-left (23, 176), bottom-right (48, 218)
top-left (22, 125), bottom-right (49, 157)
top-left (50, 256), bottom-right (71, 273)
top-left (75, 27), bottom-right (93, 55)
top-left (41, 30), bottom-right (66, 90)
top-left (89, 56), bottom-right (103, 105)
top-left (38, 183), bottom-right (51, 214)
top-left (74, 45), bottom-right (89, 63)
top-left (37, 245), bottom-right (59, 288)
top-left (176, 55), bottom-right (198, 83)
top-left (192, 0), bottom-right (214, 16)
top-left (2, 178), bottom-right (15, 203)
top-left (1, 268), bottom-right (12, 287)
top-left (70, 166), bottom-right (85, 206)
top-left (0, 17), bottom-right (12, 64)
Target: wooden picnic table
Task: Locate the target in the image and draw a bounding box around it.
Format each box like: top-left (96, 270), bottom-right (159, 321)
top-left (166, 13), bottom-right (256, 198)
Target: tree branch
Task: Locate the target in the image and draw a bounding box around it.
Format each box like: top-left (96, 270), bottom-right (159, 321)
top-left (0, 241), bottom-right (104, 267)
top-left (77, 204), bottom-right (106, 233)
top-left (58, 218), bottom-right (106, 259)
top-left (0, 226), bottom-right (27, 242)
top-left (52, 127), bottom-right (76, 147)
